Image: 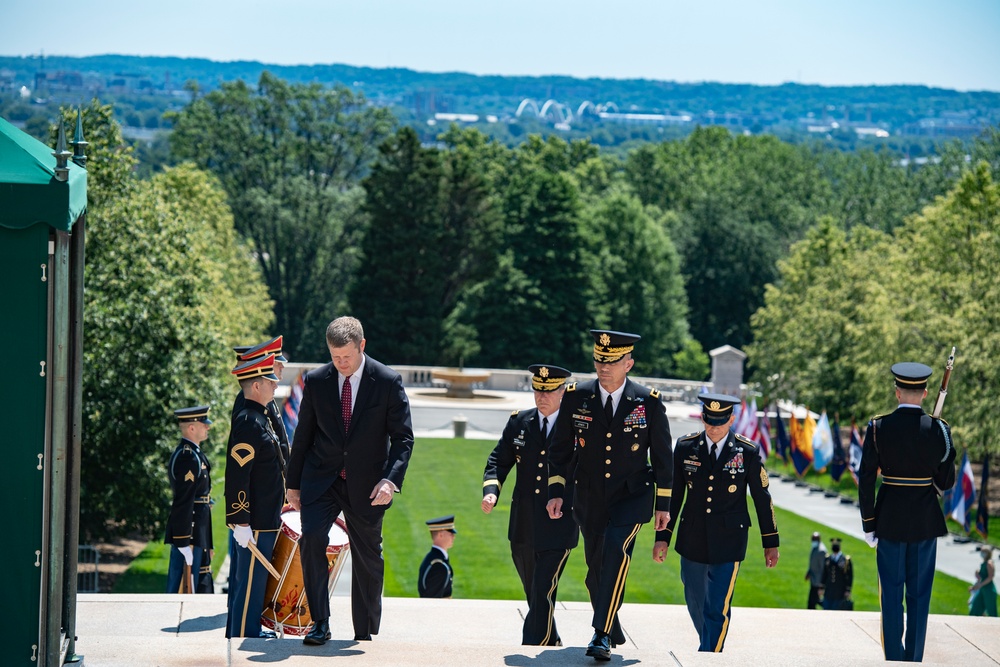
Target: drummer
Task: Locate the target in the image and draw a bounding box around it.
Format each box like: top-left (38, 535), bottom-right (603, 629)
top-left (225, 353), bottom-right (286, 638)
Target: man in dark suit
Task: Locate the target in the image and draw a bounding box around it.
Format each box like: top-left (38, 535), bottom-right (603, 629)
top-left (418, 515), bottom-right (456, 598)
top-left (225, 354), bottom-right (286, 638)
top-left (546, 330), bottom-right (673, 662)
top-left (164, 405), bottom-right (214, 594)
top-left (859, 362), bottom-right (956, 662)
top-left (287, 316), bottom-right (415, 646)
top-left (653, 393), bottom-right (779, 653)
top-left (483, 364), bottom-right (578, 646)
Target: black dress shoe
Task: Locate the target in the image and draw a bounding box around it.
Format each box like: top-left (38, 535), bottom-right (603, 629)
top-left (259, 629), bottom-right (277, 639)
top-left (586, 632), bottom-right (612, 661)
top-left (303, 619), bottom-right (331, 646)
top-left (354, 634), bottom-right (372, 641)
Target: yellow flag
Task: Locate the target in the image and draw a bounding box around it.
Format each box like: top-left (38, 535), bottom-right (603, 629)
top-left (801, 410), bottom-right (816, 460)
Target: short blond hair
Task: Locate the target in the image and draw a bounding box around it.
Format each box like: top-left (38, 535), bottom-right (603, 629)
top-left (326, 316), bottom-right (364, 348)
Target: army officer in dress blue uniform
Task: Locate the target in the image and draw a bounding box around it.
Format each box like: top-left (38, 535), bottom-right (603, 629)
top-left (225, 353), bottom-right (286, 638)
top-left (654, 393), bottom-right (779, 653)
top-left (546, 330), bottom-right (673, 662)
top-left (858, 362), bottom-right (956, 662)
top-left (418, 515), bottom-right (456, 598)
top-left (483, 364), bottom-right (579, 646)
top-left (165, 405), bottom-right (215, 593)
top-left (231, 336), bottom-right (290, 464)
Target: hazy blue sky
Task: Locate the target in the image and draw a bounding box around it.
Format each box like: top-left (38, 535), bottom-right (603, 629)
top-left (3, 0), bottom-right (998, 90)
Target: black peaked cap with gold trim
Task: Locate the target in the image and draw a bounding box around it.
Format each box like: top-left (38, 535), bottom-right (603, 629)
top-left (232, 344), bottom-right (252, 359)
top-left (174, 405), bottom-right (212, 425)
top-left (232, 353), bottom-right (278, 382)
top-left (426, 515), bottom-right (457, 534)
top-left (891, 362), bottom-right (932, 390)
top-left (239, 335), bottom-right (287, 363)
top-left (698, 392), bottom-right (739, 426)
top-left (528, 364), bottom-right (571, 392)
top-left (590, 329), bottom-right (641, 363)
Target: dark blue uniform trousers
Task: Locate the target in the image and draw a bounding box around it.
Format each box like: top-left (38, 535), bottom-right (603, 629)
top-left (592, 522), bottom-right (642, 638)
top-left (680, 557), bottom-right (740, 652)
top-left (877, 538), bottom-right (937, 662)
top-left (522, 548), bottom-right (572, 646)
top-left (165, 545), bottom-right (204, 593)
top-left (226, 530), bottom-right (277, 638)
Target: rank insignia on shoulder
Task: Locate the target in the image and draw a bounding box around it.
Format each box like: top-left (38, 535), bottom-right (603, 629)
top-left (649, 387), bottom-right (660, 399)
top-left (735, 434), bottom-right (754, 446)
top-left (511, 410), bottom-right (519, 416)
top-left (566, 382), bottom-right (577, 392)
top-left (679, 431), bottom-right (700, 441)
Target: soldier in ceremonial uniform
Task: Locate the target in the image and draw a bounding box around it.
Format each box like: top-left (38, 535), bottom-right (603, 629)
top-left (859, 362), bottom-right (956, 662)
top-left (225, 353), bottom-right (286, 638)
top-left (164, 405), bottom-right (215, 594)
top-left (653, 393), bottom-right (779, 653)
top-left (483, 364), bottom-right (578, 646)
top-left (546, 330), bottom-right (673, 662)
top-left (821, 537), bottom-right (853, 610)
top-left (418, 515), bottom-right (456, 598)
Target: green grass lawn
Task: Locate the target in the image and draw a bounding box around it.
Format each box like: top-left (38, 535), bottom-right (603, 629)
top-left (116, 437), bottom-right (974, 614)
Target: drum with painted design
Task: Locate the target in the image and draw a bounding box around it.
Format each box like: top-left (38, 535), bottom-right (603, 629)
top-left (261, 510), bottom-right (350, 636)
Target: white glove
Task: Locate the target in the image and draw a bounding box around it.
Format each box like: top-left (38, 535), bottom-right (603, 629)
top-left (864, 532), bottom-right (878, 548)
top-left (178, 545), bottom-right (194, 566)
top-left (233, 525), bottom-right (255, 549)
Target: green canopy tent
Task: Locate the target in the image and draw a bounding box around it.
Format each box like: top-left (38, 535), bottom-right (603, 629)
top-left (1, 115), bottom-right (87, 667)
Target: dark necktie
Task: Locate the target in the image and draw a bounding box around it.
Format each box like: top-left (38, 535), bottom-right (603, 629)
top-left (604, 395), bottom-right (614, 423)
top-left (341, 377), bottom-right (353, 432)
top-left (710, 443), bottom-right (718, 465)
top-left (542, 416), bottom-right (549, 440)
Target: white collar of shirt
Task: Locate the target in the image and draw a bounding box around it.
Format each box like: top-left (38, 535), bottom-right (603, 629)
top-left (599, 381), bottom-right (626, 415)
top-left (432, 544), bottom-right (449, 560)
top-left (337, 354), bottom-right (367, 412)
top-left (897, 403), bottom-right (921, 409)
top-left (539, 409), bottom-right (559, 437)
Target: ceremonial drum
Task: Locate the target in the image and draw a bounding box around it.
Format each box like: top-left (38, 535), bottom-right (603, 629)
top-left (261, 510), bottom-right (350, 636)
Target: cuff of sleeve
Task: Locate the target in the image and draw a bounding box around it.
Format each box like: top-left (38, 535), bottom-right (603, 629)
top-left (761, 532), bottom-right (780, 548)
top-left (862, 517), bottom-right (876, 531)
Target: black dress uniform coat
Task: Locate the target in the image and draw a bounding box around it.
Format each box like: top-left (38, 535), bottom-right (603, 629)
top-left (484, 408), bottom-right (579, 551)
top-left (232, 390), bottom-right (289, 467)
top-left (660, 430), bottom-right (779, 564)
top-left (548, 378), bottom-right (673, 530)
top-left (165, 437), bottom-right (214, 551)
top-left (859, 407), bottom-right (956, 541)
top-left (225, 400), bottom-right (285, 531)
top-left (418, 547), bottom-right (453, 598)
top-left (822, 553), bottom-right (853, 606)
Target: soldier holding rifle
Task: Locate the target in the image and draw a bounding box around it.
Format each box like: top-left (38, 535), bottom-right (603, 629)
top-left (858, 356), bottom-right (957, 662)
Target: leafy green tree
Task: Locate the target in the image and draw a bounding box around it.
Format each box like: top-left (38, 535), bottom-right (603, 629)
top-left (61, 103), bottom-right (272, 540)
top-left (169, 72), bottom-right (394, 360)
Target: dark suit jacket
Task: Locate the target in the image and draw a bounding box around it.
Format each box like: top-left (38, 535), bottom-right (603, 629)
top-left (548, 378), bottom-right (673, 533)
top-left (483, 408), bottom-right (579, 551)
top-left (659, 430), bottom-right (779, 564)
top-left (287, 355), bottom-right (414, 515)
top-left (858, 406), bottom-right (955, 541)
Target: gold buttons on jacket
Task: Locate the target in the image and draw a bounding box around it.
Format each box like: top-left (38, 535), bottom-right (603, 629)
top-left (606, 432), bottom-right (612, 438)
top-left (536, 476), bottom-right (542, 481)
top-left (605, 473), bottom-right (611, 478)
top-left (606, 446), bottom-right (611, 451)
top-left (606, 459), bottom-right (611, 464)
top-left (709, 475), bottom-right (714, 481)
top-left (708, 486), bottom-right (713, 491)
top-left (706, 508), bottom-right (712, 513)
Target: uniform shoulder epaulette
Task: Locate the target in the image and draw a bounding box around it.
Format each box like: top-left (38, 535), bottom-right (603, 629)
top-left (566, 382), bottom-right (577, 392)
top-left (870, 412), bottom-right (888, 423)
top-left (511, 410), bottom-right (519, 416)
top-left (678, 431), bottom-right (701, 442)
top-left (735, 433), bottom-right (757, 447)
top-left (934, 416), bottom-right (949, 426)
top-left (649, 387), bottom-right (660, 399)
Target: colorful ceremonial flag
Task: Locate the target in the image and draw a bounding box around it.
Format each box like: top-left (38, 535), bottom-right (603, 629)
top-left (775, 410), bottom-right (791, 463)
top-left (949, 451), bottom-right (977, 532)
top-left (976, 453), bottom-right (990, 540)
top-left (758, 410), bottom-right (772, 462)
top-left (801, 411), bottom-right (817, 461)
top-left (829, 417), bottom-right (848, 483)
top-left (282, 371), bottom-right (305, 440)
top-left (848, 421), bottom-right (863, 486)
top-left (790, 414), bottom-right (813, 477)
top-left (735, 399), bottom-right (754, 438)
top-left (812, 411), bottom-right (834, 472)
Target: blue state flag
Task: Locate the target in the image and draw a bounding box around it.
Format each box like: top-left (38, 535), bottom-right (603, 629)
top-left (812, 411), bottom-right (834, 472)
top-left (775, 412), bottom-right (791, 463)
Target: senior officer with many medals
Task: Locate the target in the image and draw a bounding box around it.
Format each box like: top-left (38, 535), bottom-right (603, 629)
top-left (546, 330), bottom-right (673, 662)
top-left (859, 362), bottom-right (956, 662)
top-left (483, 364), bottom-right (579, 646)
top-left (164, 405), bottom-right (215, 594)
top-left (225, 353), bottom-right (286, 638)
top-left (653, 394), bottom-right (779, 653)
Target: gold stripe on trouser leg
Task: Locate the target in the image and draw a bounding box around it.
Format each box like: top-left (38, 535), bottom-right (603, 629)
top-left (541, 549), bottom-right (572, 646)
top-left (713, 562), bottom-right (741, 652)
top-left (603, 524), bottom-right (642, 633)
top-left (239, 530), bottom-right (259, 637)
top-left (878, 572), bottom-right (885, 658)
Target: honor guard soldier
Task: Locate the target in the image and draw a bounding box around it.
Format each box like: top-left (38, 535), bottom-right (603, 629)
top-left (654, 393), bottom-right (779, 653)
top-left (418, 515), bottom-right (457, 598)
top-left (483, 364), bottom-right (578, 646)
top-left (546, 330), bottom-right (673, 662)
top-left (858, 362), bottom-right (956, 662)
top-left (165, 405), bottom-right (215, 594)
top-left (225, 353), bottom-right (286, 638)
top-left (821, 537), bottom-right (853, 610)
top-left (232, 336), bottom-right (290, 463)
